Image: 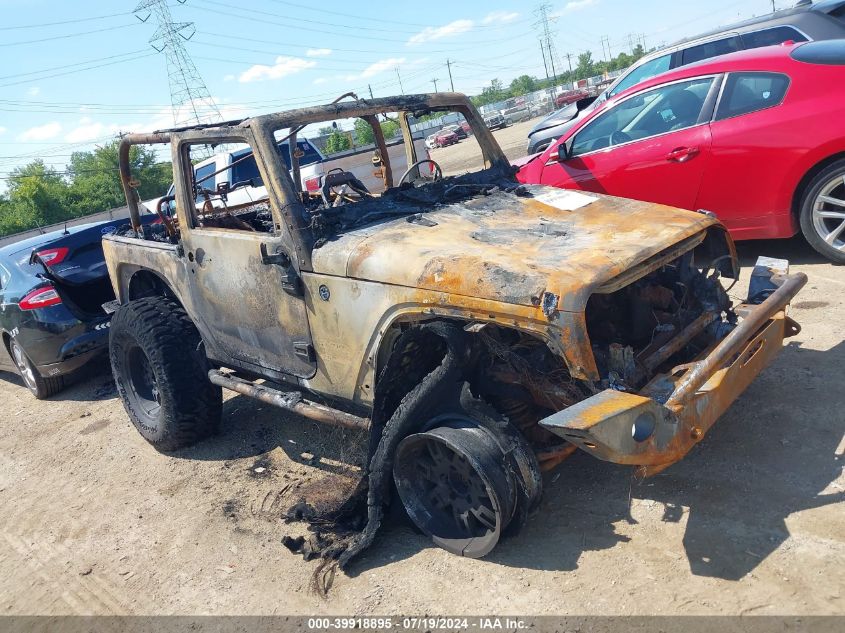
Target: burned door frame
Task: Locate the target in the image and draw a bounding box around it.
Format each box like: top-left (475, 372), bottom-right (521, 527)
top-left (170, 128), bottom-right (317, 380)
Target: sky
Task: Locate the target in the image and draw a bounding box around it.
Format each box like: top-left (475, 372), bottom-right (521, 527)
top-left (0, 0), bottom-right (786, 187)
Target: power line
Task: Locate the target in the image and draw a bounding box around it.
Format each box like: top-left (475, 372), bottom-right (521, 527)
top-left (0, 11), bottom-right (133, 31)
top-left (0, 52), bottom-right (157, 89)
top-left (0, 49), bottom-right (149, 82)
top-left (263, 0), bottom-right (530, 29)
top-left (189, 2), bottom-right (536, 48)
top-left (193, 0), bottom-right (435, 36)
top-left (0, 22), bottom-right (142, 47)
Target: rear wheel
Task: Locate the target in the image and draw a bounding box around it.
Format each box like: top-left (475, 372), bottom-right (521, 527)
top-left (9, 337), bottom-right (64, 399)
top-left (109, 297), bottom-right (221, 451)
top-left (799, 159), bottom-right (845, 264)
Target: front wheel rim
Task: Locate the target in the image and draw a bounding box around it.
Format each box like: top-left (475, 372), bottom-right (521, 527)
top-left (125, 345), bottom-right (161, 422)
top-left (394, 423), bottom-right (516, 558)
top-left (812, 173), bottom-right (845, 251)
top-left (11, 342), bottom-right (37, 391)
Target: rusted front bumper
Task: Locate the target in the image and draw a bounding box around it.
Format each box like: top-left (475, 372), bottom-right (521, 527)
top-left (540, 258), bottom-right (807, 476)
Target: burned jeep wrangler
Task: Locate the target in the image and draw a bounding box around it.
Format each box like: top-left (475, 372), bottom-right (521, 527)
top-left (103, 93), bottom-right (805, 563)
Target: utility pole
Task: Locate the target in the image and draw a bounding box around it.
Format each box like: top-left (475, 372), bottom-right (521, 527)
top-left (395, 66), bottom-right (404, 94)
top-left (600, 36), bottom-right (610, 64)
top-left (368, 84), bottom-right (374, 99)
top-left (446, 59), bottom-right (455, 92)
top-left (534, 3), bottom-right (560, 83)
top-left (431, 78), bottom-right (439, 92)
top-left (628, 33), bottom-right (635, 54)
top-left (133, 0), bottom-right (222, 128)
top-left (565, 52), bottom-right (573, 72)
top-left (771, 0), bottom-right (776, 12)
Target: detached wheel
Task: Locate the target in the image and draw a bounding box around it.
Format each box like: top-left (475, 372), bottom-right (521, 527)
top-left (799, 158), bottom-right (845, 264)
top-left (9, 337), bottom-right (64, 399)
top-left (109, 297), bottom-right (221, 451)
top-left (393, 420), bottom-right (520, 558)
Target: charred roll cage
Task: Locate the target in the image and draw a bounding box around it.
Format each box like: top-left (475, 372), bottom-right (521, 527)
top-left (109, 93), bottom-right (806, 562)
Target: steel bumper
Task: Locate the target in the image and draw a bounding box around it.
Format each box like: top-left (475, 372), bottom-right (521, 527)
top-left (540, 258), bottom-right (807, 475)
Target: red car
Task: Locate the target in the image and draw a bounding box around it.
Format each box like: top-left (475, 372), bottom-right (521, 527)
top-left (554, 89), bottom-right (589, 108)
top-left (517, 40), bottom-right (845, 263)
top-left (434, 130), bottom-right (460, 147)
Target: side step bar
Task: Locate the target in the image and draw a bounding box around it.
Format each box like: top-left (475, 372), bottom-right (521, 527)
top-left (208, 370), bottom-right (370, 431)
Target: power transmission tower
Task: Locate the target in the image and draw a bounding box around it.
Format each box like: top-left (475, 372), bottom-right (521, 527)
top-left (539, 40), bottom-right (550, 80)
top-left (446, 59), bottom-right (455, 92)
top-left (395, 66), bottom-right (404, 94)
top-left (134, 0), bottom-right (222, 129)
top-left (534, 3), bottom-right (560, 83)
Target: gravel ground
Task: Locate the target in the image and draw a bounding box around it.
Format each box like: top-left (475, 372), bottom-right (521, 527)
top-left (0, 120), bottom-right (843, 615)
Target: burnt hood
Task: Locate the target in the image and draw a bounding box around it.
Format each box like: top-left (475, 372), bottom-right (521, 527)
top-left (310, 185), bottom-right (720, 312)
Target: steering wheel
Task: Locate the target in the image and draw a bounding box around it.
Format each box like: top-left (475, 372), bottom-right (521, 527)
top-left (610, 130), bottom-right (633, 146)
top-left (399, 159), bottom-right (443, 186)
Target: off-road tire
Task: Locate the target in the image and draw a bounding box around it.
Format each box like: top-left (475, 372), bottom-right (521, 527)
top-left (9, 337), bottom-right (64, 399)
top-left (109, 297), bottom-right (221, 451)
top-left (799, 158), bottom-right (845, 264)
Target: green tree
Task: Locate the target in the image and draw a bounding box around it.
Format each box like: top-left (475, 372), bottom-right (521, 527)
top-left (475, 78), bottom-right (507, 106)
top-left (576, 51), bottom-right (596, 79)
top-left (354, 118), bottom-right (374, 145)
top-left (0, 140), bottom-right (173, 238)
top-left (509, 74), bottom-right (538, 96)
top-left (380, 119), bottom-right (400, 139)
top-left (67, 140), bottom-right (170, 216)
top-left (323, 130), bottom-right (351, 154)
top-left (4, 160), bottom-right (72, 229)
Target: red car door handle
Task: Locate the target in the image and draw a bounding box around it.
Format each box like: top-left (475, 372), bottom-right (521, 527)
top-left (666, 146), bottom-right (700, 162)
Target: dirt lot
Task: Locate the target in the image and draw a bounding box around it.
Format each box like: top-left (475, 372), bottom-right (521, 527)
top-left (1, 117), bottom-right (843, 615)
top-left (430, 117), bottom-right (539, 176)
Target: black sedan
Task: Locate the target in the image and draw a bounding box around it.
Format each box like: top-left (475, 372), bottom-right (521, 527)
top-left (0, 218), bottom-right (147, 398)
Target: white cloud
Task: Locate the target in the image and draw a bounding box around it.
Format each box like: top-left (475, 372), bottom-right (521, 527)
top-left (223, 74), bottom-right (235, 82)
top-left (346, 57), bottom-right (405, 81)
top-left (313, 77), bottom-right (328, 85)
top-left (27, 86), bottom-right (40, 97)
top-left (63, 117), bottom-right (127, 143)
top-left (238, 56), bottom-right (317, 83)
top-left (560, 0), bottom-right (598, 13)
top-left (408, 19), bottom-right (474, 45)
top-left (18, 122), bottom-right (61, 142)
top-left (482, 11), bottom-right (519, 24)
top-left (0, 127), bottom-right (6, 136)
top-left (306, 48), bottom-right (332, 57)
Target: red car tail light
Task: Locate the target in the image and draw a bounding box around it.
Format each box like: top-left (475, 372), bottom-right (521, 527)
top-left (304, 177), bottom-right (321, 192)
top-left (34, 247), bottom-right (69, 266)
top-left (19, 285), bottom-right (63, 311)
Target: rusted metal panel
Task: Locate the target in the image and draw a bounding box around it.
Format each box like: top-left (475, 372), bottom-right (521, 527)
top-left (299, 272), bottom-right (566, 404)
top-left (313, 185), bottom-right (718, 311)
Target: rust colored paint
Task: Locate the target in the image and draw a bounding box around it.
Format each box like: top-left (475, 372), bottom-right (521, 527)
top-left (321, 186), bottom-right (718, 313)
